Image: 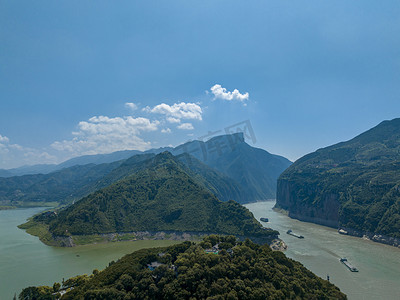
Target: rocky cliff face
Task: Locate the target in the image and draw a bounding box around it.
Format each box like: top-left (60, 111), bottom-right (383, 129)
top-left (276, 118), bottom-right (400, 247)
top-left (276, 179), bottom-right (340, 228)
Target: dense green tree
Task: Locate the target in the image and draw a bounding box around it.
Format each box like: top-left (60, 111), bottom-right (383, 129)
top-left (52, 282), bottom-right (60, 293)
top-left (19, 286), bottom-right (55, 300)
top-left (21, 236), bottom-right (346, 299)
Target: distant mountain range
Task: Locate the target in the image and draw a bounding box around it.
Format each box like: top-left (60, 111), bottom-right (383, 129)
top-left (0, 149), bottom-right (167, 177)
top-left (276, 118), bottom-right (400, 245)
top-left (0, 133), bottom-right (291, 206)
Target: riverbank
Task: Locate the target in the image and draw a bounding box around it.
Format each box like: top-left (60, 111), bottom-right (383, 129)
top-left (1, 207), bottom-right (183, 300)
top-left (19, 218), bottom-right (279, 248)
top-left (246, 201), bottom-right (400, 300)
top-left (0, 205), bottom-right (16, 210)
top-left (270, 238), bottom-right (288, 251)
top-left (19, 219), bottom-right (207, 247)
top-left (0, 200), bottom-right (60, 209)
top-left (338, 227), bottom-right (400, 248)
top-left (274, 205), bottom-right (400, 249)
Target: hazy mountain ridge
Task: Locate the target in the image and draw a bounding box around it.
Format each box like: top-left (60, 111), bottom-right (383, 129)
top-left (176, 153), bottom-right (247, 203)
top-left (172, 133), bottom-right (292, 202)
top-left (0, 161), bottom-right (123, 206)
top-left (0, 148), bottom-right (173, 177)
top-left (276, 118), bottom-right (400, 243)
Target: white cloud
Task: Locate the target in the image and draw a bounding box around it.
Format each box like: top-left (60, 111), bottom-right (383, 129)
top-left (1, 98), bottom-right (205, 168)
top-left (0, 135), bottom-right (9, 143)
top-left (166, 117), bottom-right (181, 124)
top-left (51, 115), bottom-right (159, 156)
top-left (177, 123), bottom-right (194, 130)
top-left (149, 102), bottom-right (202, 121)
top-left (125, 102), bottom-right (138, 111)
top-left (161, 128), bottom-right (172, 134)
top-left (142, 106), bottom-right (151, 113)
top-left (210, 84), bottom-right (249, 103)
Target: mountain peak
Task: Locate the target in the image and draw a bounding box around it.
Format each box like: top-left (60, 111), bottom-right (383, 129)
top-left (207, 132), bottom-right (245, 145)
top-left (154, 151), bottom-right (176, 161)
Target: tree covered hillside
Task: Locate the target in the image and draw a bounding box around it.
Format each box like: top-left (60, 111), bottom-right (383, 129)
top-left (19, 236), bottom-right (346, 300)
top-left (0, 161), bottom-right (123, 206)
top-left (40, 152), bottom-right (276, 240)
top-left (276, 118), bottom-right (400, 240)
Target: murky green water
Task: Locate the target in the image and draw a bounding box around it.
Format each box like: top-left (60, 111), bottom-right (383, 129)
top-left (1, 203), bottom-right (399, 299)
top-left (0, 208), bottom-right (179, 299)
top-left (246, 201), bottom-right (400, 300)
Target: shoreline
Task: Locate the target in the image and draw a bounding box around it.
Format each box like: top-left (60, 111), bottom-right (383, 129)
top-left (18, 218), bottom-right (280, 249)
top-left (0, 206), bottom-right (16, 210)
top-left (338, 227), bottom-right (400, 248)
top-left (0, 199), bottom-right (275, 211)
top-left (0, 202), bottom-right (59, 211)
top-left (274, 206), bottom-right (400, 249)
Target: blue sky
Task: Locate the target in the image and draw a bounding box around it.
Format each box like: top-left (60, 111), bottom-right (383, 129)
top-left (1, 0), bottom-right (400, 169)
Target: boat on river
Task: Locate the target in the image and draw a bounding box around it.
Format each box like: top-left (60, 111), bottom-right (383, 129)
top-left (340, 258), bottom-right (358, 272)
top-left (260, 217), bottom-right (269, 222)
top-left (286, 229), bottom-right (304, 239)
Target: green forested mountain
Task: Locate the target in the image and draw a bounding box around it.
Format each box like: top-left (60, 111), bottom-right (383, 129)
top-left (0, 153), bottom-right (164, 207)
top-left (276, 118), bottom-right (400, 242)
top-left (19, 235), bottom-right (346, 300)
top-left (0, 151), bottom-right (243, 208)
top-left (176, 153), bottom-right (247, 203)
top-left (37, 152), bottom-right (276, 240)
top-left (1, 133), bottom-right (290, 207)
top-left (83, 152), bottom-right (245, 204)
top-left (0, 161), bottom-right (123, 206)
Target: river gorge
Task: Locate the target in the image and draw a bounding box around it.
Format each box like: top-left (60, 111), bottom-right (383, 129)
top-left (246, 201), bottom-right (400, 300)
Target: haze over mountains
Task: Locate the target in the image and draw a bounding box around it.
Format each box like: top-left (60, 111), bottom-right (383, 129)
top-left (174, 134), bottom-right (291, 203)
top-left (0, 133), bottom-right (291, 206)
top-left (0, 149), bottom-right (158, 177)
top-left (276, 118), bottom-right (400, 245)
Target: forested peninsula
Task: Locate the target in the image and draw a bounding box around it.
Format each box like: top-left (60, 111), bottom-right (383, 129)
top-left (20, 152), bottom-right (278, 247)
top-left (19, 235), bottom-right (346, 300)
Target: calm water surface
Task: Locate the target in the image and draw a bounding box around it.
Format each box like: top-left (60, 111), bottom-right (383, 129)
top-left (246, 201), bottom-right (400, 300)
top-left (1, 204), bottom-right (400, 300)
top-left (0, 208), bottom-right (179, 299)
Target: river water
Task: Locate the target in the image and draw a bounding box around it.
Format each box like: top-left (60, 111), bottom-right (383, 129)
top-left (245, 201), bottom-right (400, 300)
top-left (1, 204), bottom-right (400, 299)
top-left (0, 208), bottom-right (179, 299)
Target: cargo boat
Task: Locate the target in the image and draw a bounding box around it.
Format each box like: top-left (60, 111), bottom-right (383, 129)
top-left (260, 217), bottom-right (269, 222)
top-left (286, 229), bottom-right (304, 239)
top-left (340, 258), bottom-right (358, 272)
